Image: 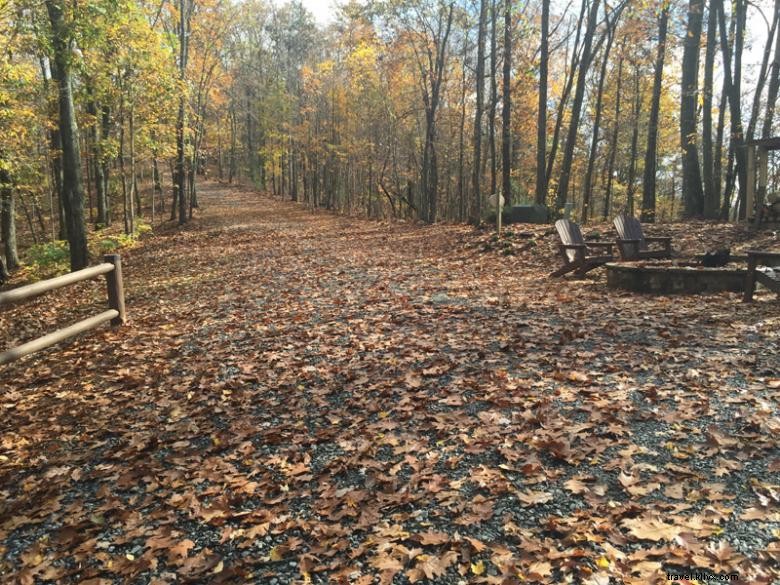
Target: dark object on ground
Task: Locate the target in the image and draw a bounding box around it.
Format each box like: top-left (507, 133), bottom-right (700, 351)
top-left (701, 248), bottom-right (731, 267)
top-left (551, 219), bottom-right (614, 277)
top-left (0, 258), bottom-right (6, 285)
top-left (501, 205), bottom-right (549, 224)
top-left (743, 250), bottom-right (780, 302)
top-left (613, 212), bottom-right (672, 260)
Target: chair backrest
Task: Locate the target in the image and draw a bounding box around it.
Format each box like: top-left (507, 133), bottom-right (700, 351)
top-left (555, 219), bottom-right (585, 262)
top-left (613, 213), bottom-right (646, 249)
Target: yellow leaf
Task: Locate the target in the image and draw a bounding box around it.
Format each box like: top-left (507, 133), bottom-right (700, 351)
top-left (471, 560), bottom-right (485, 575)
top-left (125, 553), bottom-right (135, 561)
top-left (212, 560), bottom-right (224, 574)
top-left (596, 556), bottom-right (610, 569)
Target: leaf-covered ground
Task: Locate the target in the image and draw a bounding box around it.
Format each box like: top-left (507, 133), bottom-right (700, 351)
top-left (1, 183), bottom-right (779, 585)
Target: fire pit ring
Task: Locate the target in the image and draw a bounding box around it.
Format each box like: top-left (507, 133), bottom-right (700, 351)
top-left (606, 260), bottom-right (747, 295)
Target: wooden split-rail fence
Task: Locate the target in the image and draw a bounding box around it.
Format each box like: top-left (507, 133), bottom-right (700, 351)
top-left (0, 254), bottom-right (126, 367)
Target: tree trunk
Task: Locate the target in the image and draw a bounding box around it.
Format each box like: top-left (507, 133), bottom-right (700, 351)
top-left (680, 0), bottom-right (705, 218)
top-left (176, 0), bottom-right (190, 225)
top-left (46, 0), bottom-right (89, 270)
top-left (41, 58), bottom-right (66, 240)
top-left (535, 0), bottom-right (549, 205)
top-left (459, 37), bottom-right (468, 221)
top-left (502, 0), bottom-right (513, 207)
top-left (762, 0), bottom-right (780, 138)
top-left (715, 79), bottom-right (727, 218)
top-left (119, 101), bottom-right (131, 235)
top-left (702, 0), bottom-right (718, 218)
top-left (554, 0), bottom-right (601, 217)
top-left (604, 49), bottom-right (624, 220)
top-left (0, 168), bottom-right (19, 271)
top-left (581, 11), bottom-right (618, 223)
top-left (100, 105), bottom-right (111, 225)
top-left (546, 1), bottom-right (587, 187)
top-left (640, 2), bottom-right (668, 223)
top-left (716, 0), bottom-right (747, 217)
top-left (488, 0), bottom-right (499, 202)
top-left (420, 3), bottom-right (454, 223)
top-left (470, 0), bottom-right (488, 223)
top-left (626, 64), bottom-right (642, 215)
top-left (87, 98), bottom-right (108, 227)
top-left (129, 104), bottom-right (137, 231)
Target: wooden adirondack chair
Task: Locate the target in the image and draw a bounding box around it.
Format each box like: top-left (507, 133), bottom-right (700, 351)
top-left (551, 219), bottom-right (615, 277)
top-left (743, 250), bottom-right (780, 301)
top-left (613, 213), bottom-right (672, 260)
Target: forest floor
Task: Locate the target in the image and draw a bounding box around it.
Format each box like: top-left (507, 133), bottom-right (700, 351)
top-left (0, 182), bottom-right (779, 585)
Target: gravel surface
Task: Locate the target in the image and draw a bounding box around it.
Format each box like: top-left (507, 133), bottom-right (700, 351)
top-left (0, 183), bottom-right (778, 584)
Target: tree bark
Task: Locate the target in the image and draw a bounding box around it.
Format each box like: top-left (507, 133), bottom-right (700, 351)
top-left (419, 3), bottom-right (454, 223)
top-left (535, 0), bottom-right (549, 205)
top-left (604, 49), bottom-right (624, 220)
top-left (581, 7), bottom-right (620, 222)
top-left (680, 0), bottom-right (705, 218)
top-left (0, 168), bottom-right (19, 271)
top-left (100, 105), bottom-right (111, 225)
top-left (554, 0), bottom-right (601, 217)
top-left (502, 0), bottom-right (512, 207)
top-left (46, 0), bottom-right (89, 270)
top-left (762, 0), bottom-right (780, 138)
top-left (716, 0), bottom-right (747, 217)
top-left (488, 0), bottom-right (499, 201)
top-left (470, 0), bottom-right (488, 223)
top-left (459, 37), bottom-right (468, 220)
top-left (87, 97), bottom-right (108, 227)
top-left (702, 0), bottom-right (718, 218)
top-left (626, 64), bottom-right (642, 215)
top-left (176, 0), bottom-right (191, 225)
top-left (546, 2), bottom-right (587, 187)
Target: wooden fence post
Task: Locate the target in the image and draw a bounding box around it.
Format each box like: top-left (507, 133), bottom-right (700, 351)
top-left (104, 254), bottom-right (126, 325)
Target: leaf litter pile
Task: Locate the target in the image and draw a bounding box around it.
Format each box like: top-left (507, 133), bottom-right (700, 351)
top-left (1, 183), bottom-right (779, 585)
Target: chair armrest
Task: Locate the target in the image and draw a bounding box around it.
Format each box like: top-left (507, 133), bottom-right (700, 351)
top-left (617, 238), bottom-right (640, 244)
top-left (559, 244), bottom-right (587, 249)
top-left (587, 242), bottom-right (614, 248)
top-left (645, 236), bottom-right (672, 242)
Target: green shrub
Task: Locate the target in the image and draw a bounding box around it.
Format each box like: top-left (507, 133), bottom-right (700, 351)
top-left (136, 221), bottom-right (152, 235)
top-left (26, 240), bottom-right (69, 268)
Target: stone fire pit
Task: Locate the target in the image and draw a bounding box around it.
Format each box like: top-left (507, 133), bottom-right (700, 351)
top-left (606, 260), bottom-right (747, 295)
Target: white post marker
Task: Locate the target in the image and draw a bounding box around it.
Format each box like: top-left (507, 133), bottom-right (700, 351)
top-left (487, 192), bottom-right (505, 236)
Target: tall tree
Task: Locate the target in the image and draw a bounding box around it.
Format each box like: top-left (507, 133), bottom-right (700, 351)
top-left (604, 48), bottom-right (624, 220)
top-left (554, 0), bottom-right (601, 217)
top-left (535, 0), bottom-right (549, 206)
top-left (471, 0), bottom-right (488, 223)
top-left (175, 0), bottom-right (193, 225)
top-left (716, 0), bottom-right (747, 217)
top-left (680, 0), bottom-right (705, 218)
top-left (546, 1), bottom-right (587, 186)
top-left (763, 0), bottom-right (780, 139)
top-left (488, 0), bottom-right (499, 201)
top-left (581, 2), bottom-right (623, 222)
top-left (45, 0), bottom-right (89, 270)
top-left (0, 167), bottom-right (19, 271)
top-left (406, 1), bottom-right (454, 223)
top-left (702, 0), bottom-right (718, 218)
top-left (502, 0), bottom-right (512, 206)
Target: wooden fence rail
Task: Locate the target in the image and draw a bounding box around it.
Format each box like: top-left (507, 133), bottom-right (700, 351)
top-left (0, 254), bottom-right (126, 366)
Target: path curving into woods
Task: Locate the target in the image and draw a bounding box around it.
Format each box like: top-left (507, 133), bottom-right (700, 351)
top-left (1, 183), bottom-right (778, 584)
